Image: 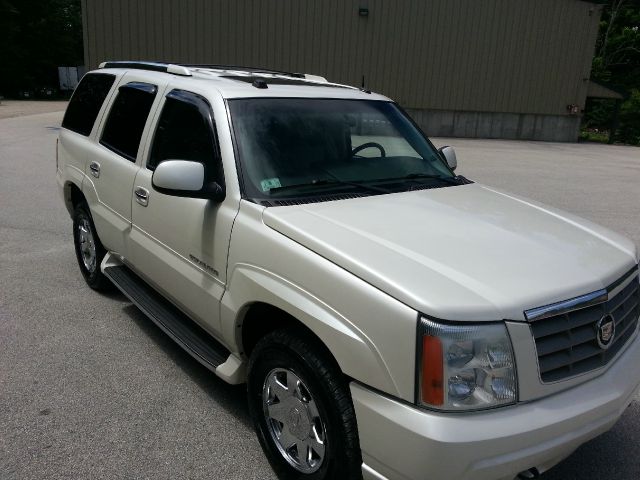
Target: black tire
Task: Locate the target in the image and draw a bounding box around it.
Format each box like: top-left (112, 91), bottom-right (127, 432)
top-left (72, 203), bottom-right (112, 291)
top-left (247, 329), bottom-right (362, 480)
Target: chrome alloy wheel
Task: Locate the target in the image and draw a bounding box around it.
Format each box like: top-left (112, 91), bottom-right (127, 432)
top-left (262, 368), bottom-right (327, 473)
top-left (77, 218), bottom-right (97, 273)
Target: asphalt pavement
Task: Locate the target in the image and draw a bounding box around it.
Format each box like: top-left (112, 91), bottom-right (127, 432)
top-left (1, 109), bottom-right (639, 480)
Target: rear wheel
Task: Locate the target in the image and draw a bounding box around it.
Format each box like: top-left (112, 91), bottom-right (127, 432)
top-left (247, 329), bottom-right (362, 480)
top-left (72, 203), bottom-right (111, 291)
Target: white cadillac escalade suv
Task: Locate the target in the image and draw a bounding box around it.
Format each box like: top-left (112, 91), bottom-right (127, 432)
top-left (56, 61), bottom-right (640, 480)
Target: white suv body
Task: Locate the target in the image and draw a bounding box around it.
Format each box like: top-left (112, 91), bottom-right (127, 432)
top-left (56, 62), bottom-right (640, 480)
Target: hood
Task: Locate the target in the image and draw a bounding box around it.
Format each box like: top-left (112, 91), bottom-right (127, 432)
top-left (262, 184), bottom-right (637, 321)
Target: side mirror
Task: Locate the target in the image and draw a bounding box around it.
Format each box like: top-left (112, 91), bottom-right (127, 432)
top-left (438, 146), bottom-right (457, 171)
top-left (152, 160), bottom-right (225, 201)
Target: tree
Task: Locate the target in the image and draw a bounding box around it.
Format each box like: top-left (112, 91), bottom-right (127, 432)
top-left (585, 0), bottom-right (640, 144)
top-left (0, 0), bottom-right (83, 96)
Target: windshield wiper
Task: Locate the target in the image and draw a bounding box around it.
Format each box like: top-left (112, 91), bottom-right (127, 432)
top-left (366, 172), bottom-right (463, 185)
top-left (317, 168), bottom-right (390, 194)
top-left (268, 178), bottom-right (387, 195)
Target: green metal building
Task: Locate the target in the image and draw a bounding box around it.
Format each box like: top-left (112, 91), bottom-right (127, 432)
top-left (81, 0), bottom-right (620, 142)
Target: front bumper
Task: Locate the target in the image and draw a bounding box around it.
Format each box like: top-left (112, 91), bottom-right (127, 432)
top-left (352, 331), bottom-right (640, 480)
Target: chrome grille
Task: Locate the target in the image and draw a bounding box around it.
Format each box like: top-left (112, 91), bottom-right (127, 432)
top-left (528, 268), bottom-right (640, 383)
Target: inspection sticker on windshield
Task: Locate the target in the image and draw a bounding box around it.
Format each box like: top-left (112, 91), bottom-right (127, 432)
top-left (260, 178), bottom-right (282, 192)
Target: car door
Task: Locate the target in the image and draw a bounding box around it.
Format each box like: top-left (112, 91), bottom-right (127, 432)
top-left (128, 89), bottom-right (234, 336)
top-left (82, 73), bottom-right (166, 256)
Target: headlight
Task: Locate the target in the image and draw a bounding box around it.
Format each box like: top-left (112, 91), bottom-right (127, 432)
top-left (418, 317), bottom-right (517, 411)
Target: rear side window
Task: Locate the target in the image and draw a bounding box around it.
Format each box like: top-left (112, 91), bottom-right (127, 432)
top-left (62, 73), bottom-right (115, 136)
top-left (148, 90), bottom-right (222, 182)
top-left (100, 82), bottom-right (157, 161)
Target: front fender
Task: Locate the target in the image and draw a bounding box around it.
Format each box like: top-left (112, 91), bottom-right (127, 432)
top-left (221, 263), bottom-right (406, 399)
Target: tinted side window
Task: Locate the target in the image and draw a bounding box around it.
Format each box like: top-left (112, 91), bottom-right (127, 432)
top-left (100, 82), bottom-right (157, 161)
top-left (62, 73), bottom-right (116, 136)
top-left (148, 90), bottom-right (221, 182)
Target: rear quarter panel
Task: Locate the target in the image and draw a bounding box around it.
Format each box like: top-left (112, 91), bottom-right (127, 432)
top-left (57, 71), bottom-right (121, 216)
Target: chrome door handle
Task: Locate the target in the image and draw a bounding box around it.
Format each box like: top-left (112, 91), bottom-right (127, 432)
top-left (89, 161), bottom-right (100, 178)
top-left (134, 186), bottom-right (149, 207)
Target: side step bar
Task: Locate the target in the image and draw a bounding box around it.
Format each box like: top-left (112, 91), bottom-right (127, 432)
top-left (103, 263), bottom-right (231, 372)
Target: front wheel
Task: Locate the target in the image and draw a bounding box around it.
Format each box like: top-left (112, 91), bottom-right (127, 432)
top-left (247, 330), bottom-right (362, 480)
top-left (72, 203), bottom-right (111, 291)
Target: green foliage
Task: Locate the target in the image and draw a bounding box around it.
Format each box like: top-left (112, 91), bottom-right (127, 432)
top-left (585, 0), bottom-right (640, 145)
top-left (0, 0), bottom-right (83, 96)
top-left (618, 88), bottom-right (640, 144)
top-left (579, 130), bottom-right (610, 143)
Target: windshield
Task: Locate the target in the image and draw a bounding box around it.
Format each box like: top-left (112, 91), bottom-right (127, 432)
top-left (228, 98), bottom-right (457, 201)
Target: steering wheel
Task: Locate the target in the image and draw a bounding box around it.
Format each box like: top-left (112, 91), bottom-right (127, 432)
top-left (351, 142), bottom-right (386, 158)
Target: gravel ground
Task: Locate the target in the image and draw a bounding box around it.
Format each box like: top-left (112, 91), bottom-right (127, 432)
top-left (0, 100), bottom-right (68, 120)
top-left (0, 107), bottom-right (639, 480)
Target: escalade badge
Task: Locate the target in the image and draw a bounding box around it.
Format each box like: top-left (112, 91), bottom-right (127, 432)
top-left (596, 314), bottom-right (615, 350)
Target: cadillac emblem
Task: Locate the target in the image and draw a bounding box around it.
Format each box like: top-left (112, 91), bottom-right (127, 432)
top-left (596, 314), bottom-right (616, 350)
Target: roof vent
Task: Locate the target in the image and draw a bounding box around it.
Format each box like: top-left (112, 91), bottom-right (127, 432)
top-left (252, 79), bottom-right (268, 89)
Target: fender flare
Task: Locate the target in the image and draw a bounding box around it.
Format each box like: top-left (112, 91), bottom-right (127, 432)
top-left (61, 168), bottom-right (86, 216)
top-left (220, 263), bottom-right (401, 396)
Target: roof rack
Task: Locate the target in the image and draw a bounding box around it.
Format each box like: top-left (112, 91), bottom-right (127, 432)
top-left (182, 64), bottom-right (306, 79)
top-left (97, 60), bottom-right (339, 88)
top-left (98, 61), bottom-right (192, 76)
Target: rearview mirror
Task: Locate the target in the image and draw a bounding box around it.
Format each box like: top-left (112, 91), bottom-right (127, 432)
top-left (152, 160), bottom-right (224, 201)
top-left (438, 146), bottom-right (457, 171)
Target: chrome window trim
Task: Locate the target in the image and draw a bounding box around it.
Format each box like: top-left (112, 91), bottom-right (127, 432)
top-left (524, 266), bottom-right (639, 322)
